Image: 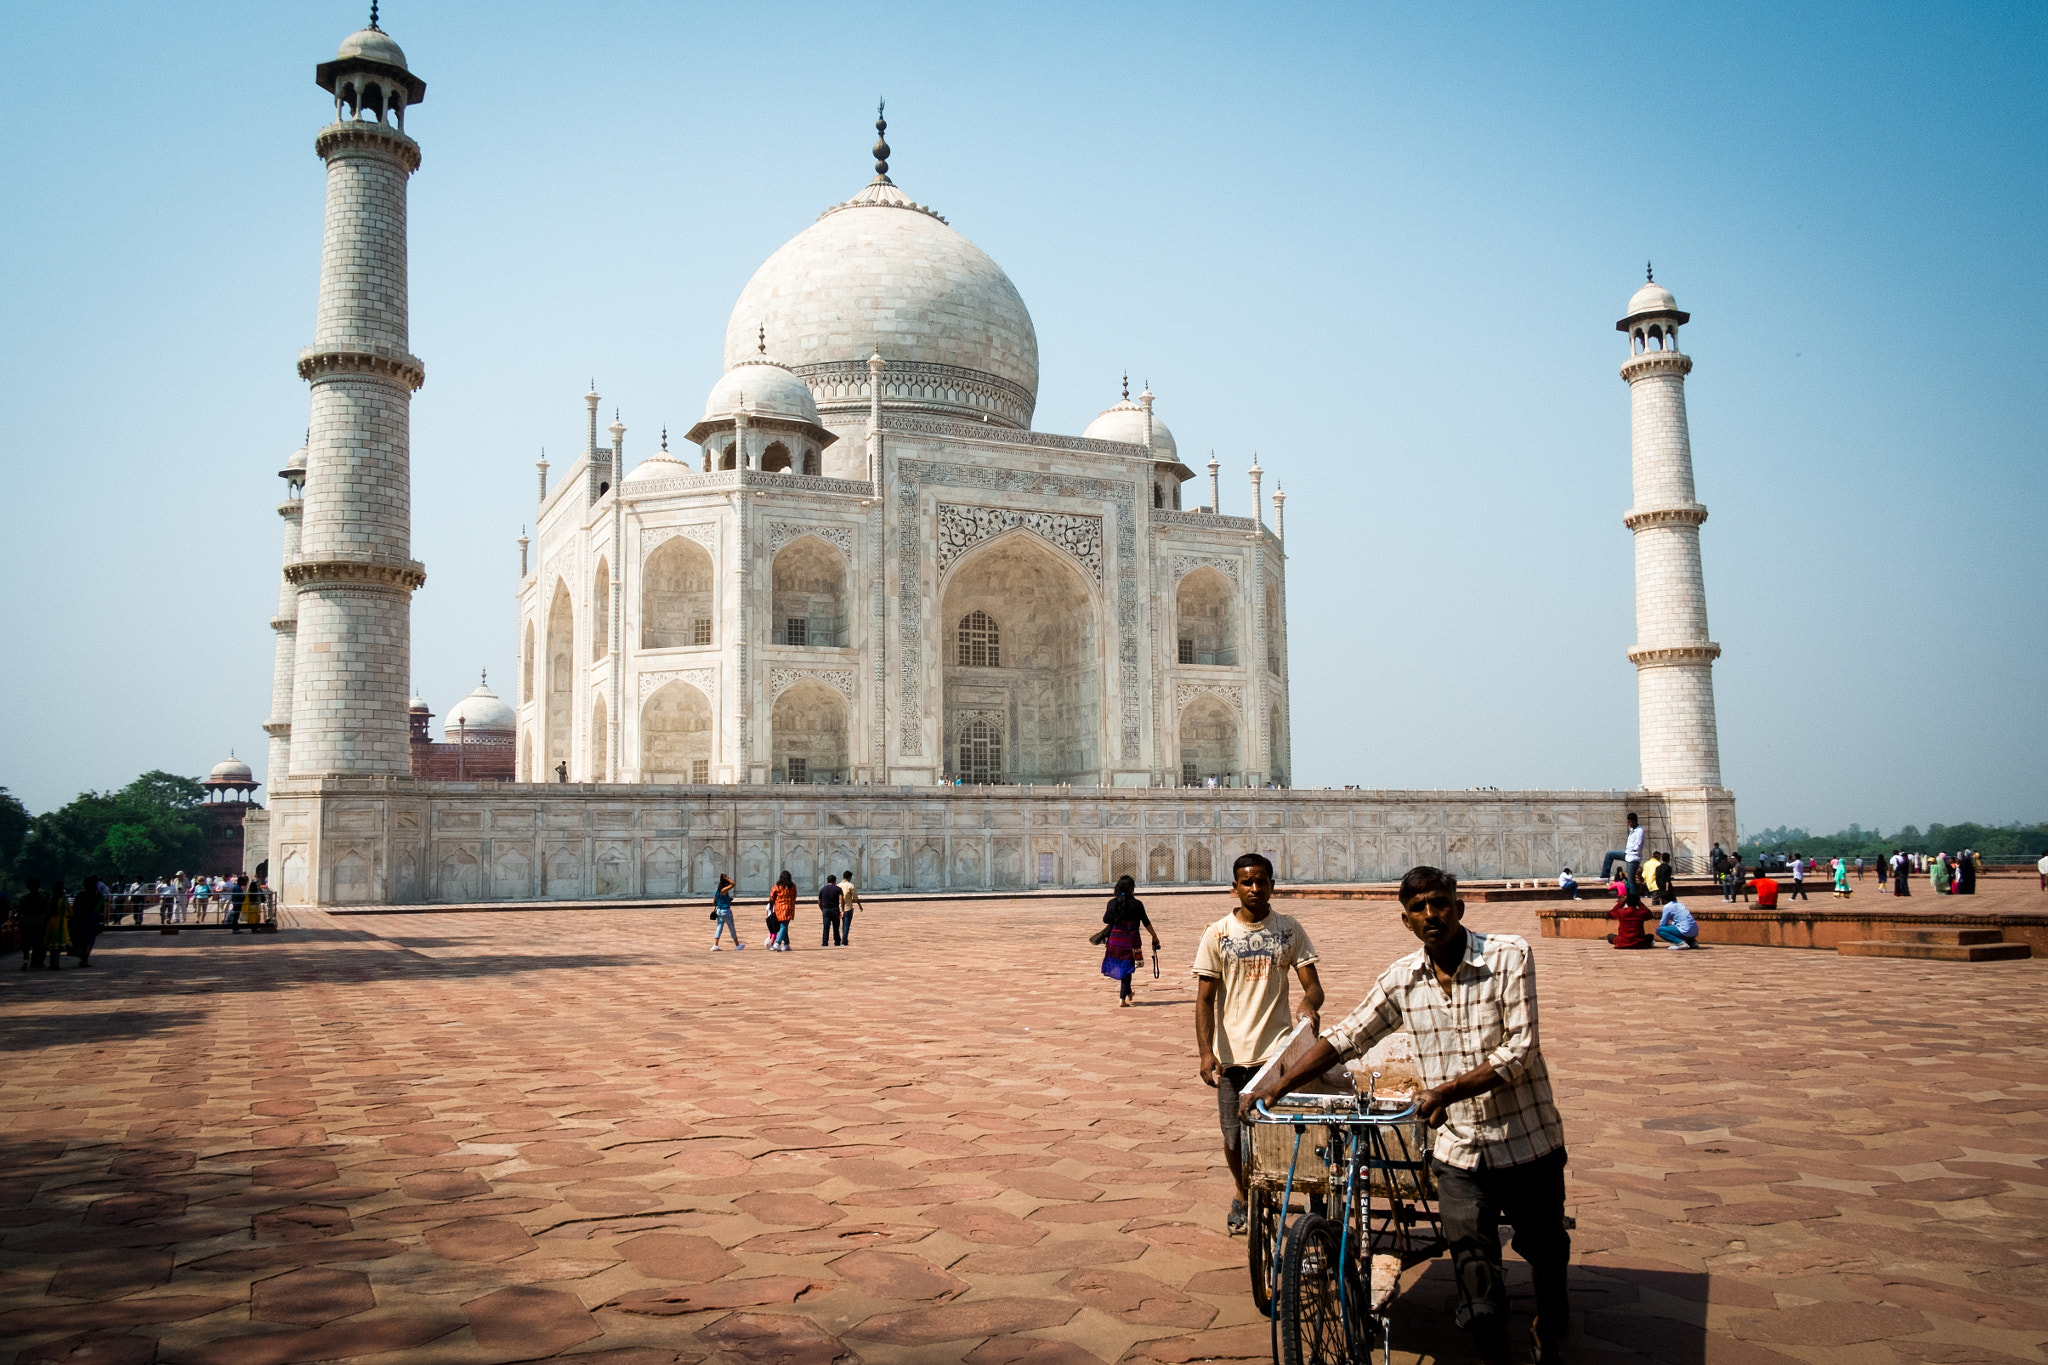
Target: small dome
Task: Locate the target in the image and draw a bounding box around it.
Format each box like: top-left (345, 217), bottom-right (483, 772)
top-left (336, 26), bottom-right (409, 70)
top-left (702, 358), bottom-right (822, 426)
top-left (445, 679), bottom-right (514, 735)
top-left (287, 445), bottom-right (307, 470)
top-left (209, 756), bottom-right (254, 782)
top-left (1083, 391), bottom-right (1178, 463)
top-left (1626, 281), bottom-right (1679, 317)
top-left (409, 694), bottom-right (429, 712)
top-left (625, 446), bottom-right (690, 483)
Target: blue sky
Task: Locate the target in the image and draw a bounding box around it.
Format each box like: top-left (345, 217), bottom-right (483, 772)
top-left (2, 1), bottom-right (2041, 836)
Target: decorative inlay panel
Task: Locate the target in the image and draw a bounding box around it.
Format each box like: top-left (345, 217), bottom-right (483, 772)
top-left (936, 505), bottom-right (1103, 583)
top-left (1171, 553), bottom-right (1241, 585)
top-left (897, 460), bottom-right (1140, 763)
top-left (640, 523), bottom-right (716, 563)
top-left (1176, 681), bottom-right (1245, 716)
top-left (638, 667), bottom-right (715, 703)
top-left (770, 667), bottom-right (856, 699)
top-left (769, 522), bottom-right (854, 555)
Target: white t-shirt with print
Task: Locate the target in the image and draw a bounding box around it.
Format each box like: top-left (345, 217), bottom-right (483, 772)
top-left (1191, 910), bottom-right (1319, 1068)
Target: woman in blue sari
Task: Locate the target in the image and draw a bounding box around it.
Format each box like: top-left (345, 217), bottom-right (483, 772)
top-left (1100, 875), bottom-right (1161, 1007)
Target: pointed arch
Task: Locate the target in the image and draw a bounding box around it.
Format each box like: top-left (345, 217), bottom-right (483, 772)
top-left (591, 558), bottom-right (611, 661)
top-left (545, 579), bottom-right (573, 778)
top-left (642, 537), bottom-right (714, 649)
top-left (771, 679), bottom-right (847, 783)
top-left (589, 694), bottom-right (608, 781)
top-left (642, 679), bottom-right (713, 783)
top-left (1176, 566), bottom-right (1238, 666)
top-left (771, 535), bottom-right (847, 648)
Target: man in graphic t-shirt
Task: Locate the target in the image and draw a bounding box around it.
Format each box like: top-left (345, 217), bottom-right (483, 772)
top-left (1191, 852), bottom-right (1323, 1236)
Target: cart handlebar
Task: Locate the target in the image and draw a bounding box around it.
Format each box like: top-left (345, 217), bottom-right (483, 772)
top-left (1251, 1095), bottom-right (1421, 1125)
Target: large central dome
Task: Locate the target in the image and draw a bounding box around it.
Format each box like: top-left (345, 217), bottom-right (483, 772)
top-left (723, 176), bottom-right (1039, 430)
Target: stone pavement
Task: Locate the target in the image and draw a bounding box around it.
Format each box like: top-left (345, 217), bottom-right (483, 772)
top-left (1, 894), bottom-right (2042, 1365)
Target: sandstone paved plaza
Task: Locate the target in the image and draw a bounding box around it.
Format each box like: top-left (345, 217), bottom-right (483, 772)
top-left (4, 895), bottom-right (2044, 1364)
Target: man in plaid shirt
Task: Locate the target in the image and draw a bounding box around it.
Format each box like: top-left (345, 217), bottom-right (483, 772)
top-left (1240, 866), bottom-right (1569, 1365)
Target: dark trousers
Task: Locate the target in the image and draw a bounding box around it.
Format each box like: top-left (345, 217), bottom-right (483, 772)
top-left (839, 909), bottom-right (854, 943)
top-left (821, 908), bottom-right (842, 946)
top-left (1436, 1147), bottom-right (1570, 1344)
top-left (1789, 880), bottom-right (1807, 900)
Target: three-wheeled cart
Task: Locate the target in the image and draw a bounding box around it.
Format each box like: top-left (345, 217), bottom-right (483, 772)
top-left (1243, 1088), bottom-right (1446, 1364)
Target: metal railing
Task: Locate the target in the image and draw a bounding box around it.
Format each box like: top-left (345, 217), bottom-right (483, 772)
top-left (99, 889), bottom-right (279, 930)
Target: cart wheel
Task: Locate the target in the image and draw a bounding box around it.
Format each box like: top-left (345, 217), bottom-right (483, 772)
top-left (1278, 1213), bottom-right (1366, 1365)
top-left (1247, 1187), bottom-right (1278, 1318)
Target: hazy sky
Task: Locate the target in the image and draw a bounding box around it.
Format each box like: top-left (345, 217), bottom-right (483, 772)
top-left (3, 2), bottom-right (2041, 836)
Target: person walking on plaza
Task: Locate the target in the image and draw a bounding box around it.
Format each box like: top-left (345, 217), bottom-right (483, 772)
top-left (710, 874), bottom-right (743, 950)
top-left (1656, 894), bottom-right (1701, 949)
top-left (1833, 857), bottom-right (1852, 899)
top-left (837, 871), bottom-right (861, 942)
top-left (16, 880), bottom-right (52, 970)
top-left (1100, 874), bottom-right (1161, 1006)
top-left (1600, 812), bottom-right (1646, 888)
top-left (1957, 849), bottom-right (1978, 896)
top-left (1892, 849), bottom-right (1911, 896)
top-left (768, 871), bottom-right (797, 950)
top-left (1787, 854), bottom-right (1809, 900)
top-left (1193, 852), bottom-right (1323, 1237)
top-left (1723, 856), bottom-right (1748, 903)
top-left (1242, 866), bottom-right (1572, 1365)
top-left (69, 876), bottom-right (106, 966)
top-left (819, 874), bottom-right (844, 947)
top-left (1931, 853), bottom-right (1953, 895)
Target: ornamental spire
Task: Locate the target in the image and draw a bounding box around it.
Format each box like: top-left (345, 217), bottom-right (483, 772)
top-left (368, 0), bottom-right (381, 32)
top-left (872, 100), bottom-right (891, 180)
top-left (1647, 261), bottom-right (1654, 283)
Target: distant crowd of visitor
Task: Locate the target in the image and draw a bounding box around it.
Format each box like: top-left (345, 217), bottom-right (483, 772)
top-left (2, 871), bottom-right (271, 969)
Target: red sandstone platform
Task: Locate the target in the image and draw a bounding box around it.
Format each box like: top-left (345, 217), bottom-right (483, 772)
top-left (1, 894), bottom-right (2043, 1363)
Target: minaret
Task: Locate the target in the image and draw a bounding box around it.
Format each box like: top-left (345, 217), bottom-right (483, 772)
top-left (287, 15), bottom-right (428, 778)
top-left (263, 439), bottom-right (308, 781)
top-left (1248, 455), bottom-right (1263, 526)
top-left (1618, 267), bottom-right (1722, 789)
top-left (607, 410), bottom-right (626, 781)
top-left (1273, 484), bottom-right (1285, 543)
top-left (1206, 453), bottom-right (1221, 514)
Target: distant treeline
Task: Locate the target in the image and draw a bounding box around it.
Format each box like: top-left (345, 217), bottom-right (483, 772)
top-left (0, 773), bottom-right (209, 891)
top-left (1739, 821), bottom-right (2048, 862)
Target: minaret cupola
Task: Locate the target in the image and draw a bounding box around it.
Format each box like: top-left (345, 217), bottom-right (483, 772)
top-left (316, 5), bottom-right (427, 127)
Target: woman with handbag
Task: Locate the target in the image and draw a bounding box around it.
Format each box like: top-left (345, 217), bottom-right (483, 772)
top-left (710, 874), bottom-right (743, 951)
top-left (1098, 874), bottom-right (1161, 1007)
top-left (768, 871), bottom-right (797, 951)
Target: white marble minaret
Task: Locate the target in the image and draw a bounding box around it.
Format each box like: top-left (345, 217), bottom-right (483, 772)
top-left (1618, 269), bottom-right (1722, 790)
top-left (283, 16), bottom-right (427, 778)
top-left (263, 440), bottom-right (307, 780)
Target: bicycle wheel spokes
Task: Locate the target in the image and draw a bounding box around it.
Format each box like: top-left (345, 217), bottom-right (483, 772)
top-left (1279, 1214), bottom-right (1350, 1365)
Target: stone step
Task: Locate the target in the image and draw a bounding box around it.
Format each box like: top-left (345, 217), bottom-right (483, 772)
top-left (1879, 926), bottom-right (2006, 946)
top-left (1837, 939), bottom-right (2032, 962)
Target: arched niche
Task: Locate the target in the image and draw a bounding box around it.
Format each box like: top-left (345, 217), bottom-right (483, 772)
top-left (771, 679), bottom-right (847, 783)
top-left (940, 532), bottom-right (1102, 784)
top-left (1264, 581), bottom-right (1283, 675)
top-left (761, 441), bottom-right (793, 473)
top-left (591, 560), bottom-right (610, 661)
top-left (641, 680), bottom-right (712, 783)
top-left (1269, 703), bottom-right (1286, 784)
top-left (1177, 567), bottom-right (1237, 666)
top-left (1180, 693), bottom-right (1240, 786)
top-left (521, 622), bottom-right (535, 702)
top-left (545, 580), bottom-right (573, 775)
top-left (589, 695), bottom-right (608, 781)
top-left (642, 537), bottom-right (714, 649)
top-left (771, 536), bottom-right (847, 647)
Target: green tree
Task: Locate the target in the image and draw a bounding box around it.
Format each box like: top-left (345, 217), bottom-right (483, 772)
top-left (0, 787), bottom-right (28, 872)
top-left (15, 771), bottom-right (207, 886)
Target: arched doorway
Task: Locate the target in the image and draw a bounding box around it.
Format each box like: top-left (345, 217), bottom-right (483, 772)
top-left (545, 580), bottom-right (573, 778)
top-left (642, 537), bottom-right (714, 649)
top-left (940, 533), bottom-right (1101, 784)
top-left (1176, 567), bottom-right (1238, 665)
top-left (642, 680), bottom-right (713, 783)
top-left (771, 680), bottom-right (847, 783)
top-left (1179, 694), bottom-right (1240, 786)
top-left (772, 536), bottom-right (847, 648)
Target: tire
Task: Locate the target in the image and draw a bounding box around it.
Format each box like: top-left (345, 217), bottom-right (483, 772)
top-left (1248, 1187), bottom-right (1278, 1318)
top-left (1278, 1213), bottom-right (1364, 1365)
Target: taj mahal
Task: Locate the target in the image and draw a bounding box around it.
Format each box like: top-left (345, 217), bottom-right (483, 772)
top-left (250, 15), bottom-right (1734, 905)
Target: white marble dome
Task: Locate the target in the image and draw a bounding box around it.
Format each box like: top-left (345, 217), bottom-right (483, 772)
top-left (445, 679), bottom-right (514, 735)
top-left (702, 357), bottom-right (823, 426)
top-left (209, 756), bottom-right (254, 781)
top-left (1626, 281), bottom-right (1680, 317)
top-left (1083, 390), bottom-right (1178, 463)
top-left (337, 27), bottom-right (409, 69)
top-left (723, 177), bottom-right (1040, 429)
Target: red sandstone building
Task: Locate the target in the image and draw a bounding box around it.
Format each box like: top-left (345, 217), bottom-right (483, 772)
top-left (409, 675), bottom-right (516, 781)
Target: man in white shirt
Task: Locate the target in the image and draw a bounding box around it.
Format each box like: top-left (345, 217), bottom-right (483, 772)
top-left (1787, 855), bottom-right (1809, 900)
top-left (1243, 866), bottom-right (1570, 1365)
top-left (1192, 852), bottom-right (1324, 1236)
top-left (1600, 812), bottom-right (1646, 889)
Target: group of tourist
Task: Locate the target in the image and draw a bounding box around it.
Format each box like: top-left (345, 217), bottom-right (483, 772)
top-left (708, 869), bottom-right (863, 951)
top-left (3, 876), bottom-right (110, 968)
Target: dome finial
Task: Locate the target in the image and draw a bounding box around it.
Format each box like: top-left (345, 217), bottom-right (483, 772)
top-left (1646, 260), bottom-right (1654, 283)
top-left (873, 99), bottom-right (891, 179)
top-left (758, 324), bottom-right (766, 355)
top-left (368, 0), bottom-right (380, 32)
top-left (661, 426), bottom-right (669, 450)
top-left (1121, 373), bottom-right (1129, 401)
top-left (480, 668), bottom-right (488, 685)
